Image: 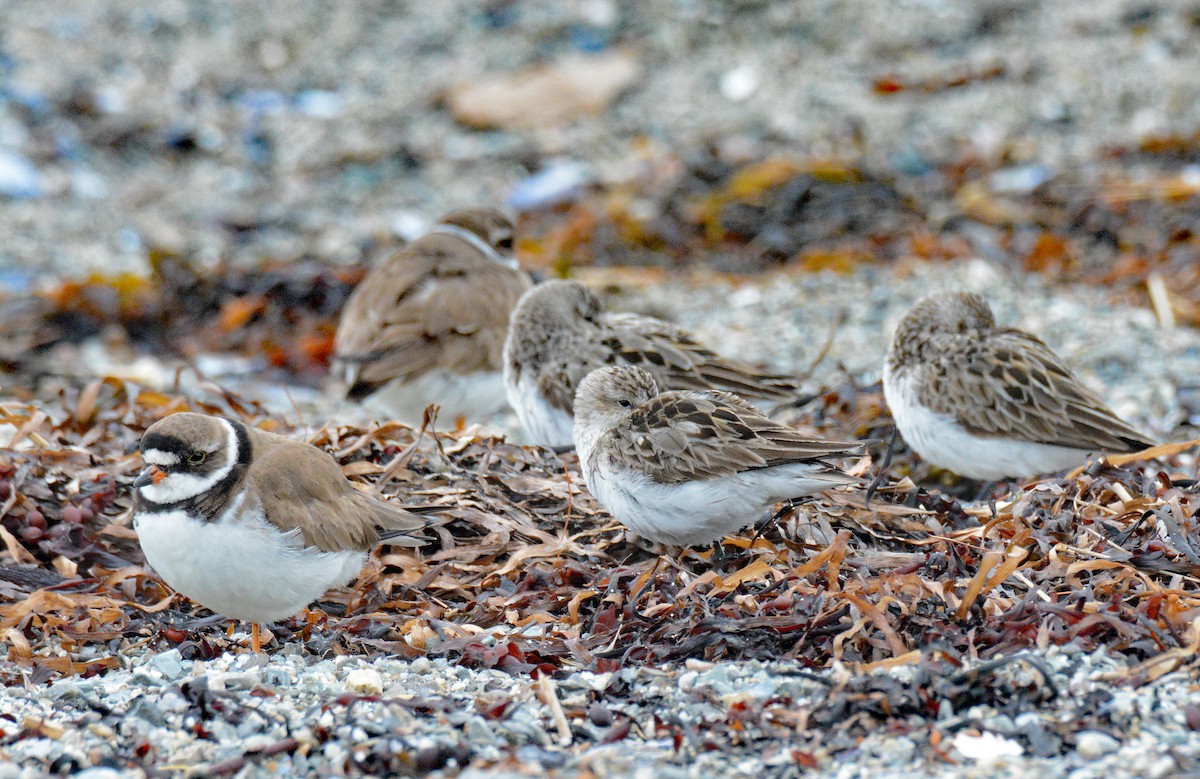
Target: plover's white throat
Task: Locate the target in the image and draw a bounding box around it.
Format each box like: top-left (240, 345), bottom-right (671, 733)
top-left (333, 208), bottom-right (532, 426)
top-left (573, 365), bottom-right (861, 548)
top-left (504, 279), bottom-right (803, 448)
top-left (882, 291), bottom-right (1154, 482)
top-left (132, 412), bottom-right (432, 652)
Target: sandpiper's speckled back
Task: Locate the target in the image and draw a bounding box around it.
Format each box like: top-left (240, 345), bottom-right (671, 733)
top-left (883, 291), bottom-right (1153, 477)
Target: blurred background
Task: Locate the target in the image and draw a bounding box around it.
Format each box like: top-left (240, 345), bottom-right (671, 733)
top-left (2, 0), bottom-right (1200, 429)
top-left (7, 5), bottom-right (1200, 771)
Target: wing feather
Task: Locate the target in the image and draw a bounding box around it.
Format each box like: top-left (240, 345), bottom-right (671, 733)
top-left (603, 391), bottom-right (861, 485)
top-left (602, 314), bottom-right (801, 403)
top-left (245, 432), bottom-right (429, 553)
top-left (919, 329), bottom-right (1153, 452)
top-left (334, 234), bottom-right (532, 393)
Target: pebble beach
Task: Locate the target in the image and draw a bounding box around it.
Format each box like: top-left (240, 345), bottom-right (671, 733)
top-left (5, 2), bottom-right (1200, 778)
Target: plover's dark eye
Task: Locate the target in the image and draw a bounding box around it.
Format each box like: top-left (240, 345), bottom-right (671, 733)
top-left (187, 452), bottom-right (206, 465)
top-left (618, 399), bottom-right (632, 408)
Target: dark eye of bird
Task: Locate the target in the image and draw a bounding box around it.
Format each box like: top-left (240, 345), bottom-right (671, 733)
top-left (618, 399), bottom-right (632, 408)
top-left (187, 452), bottom-right (206, 465)
top-left (497, 236), bottom-right (514, 251)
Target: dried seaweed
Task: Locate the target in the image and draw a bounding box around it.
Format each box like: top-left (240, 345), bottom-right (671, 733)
top-left (2, 374), bottom-right (1198, 694)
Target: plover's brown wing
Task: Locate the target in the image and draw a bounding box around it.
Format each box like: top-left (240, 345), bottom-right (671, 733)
top-left (604, 313), bottom-right (800, 403)
top-left (920, 329), bottom-right (1153, 452)
top-left (609, 390), bottom-right (861, 485)
top-left (245, 433), bottom-right (430, 553)
top-left (334, 235), bottom-right (531, 398)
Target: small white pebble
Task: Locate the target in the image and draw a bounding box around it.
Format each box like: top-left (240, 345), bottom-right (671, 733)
top-left (1075, 731), bottom-right (1120, 759)
top-left (345, 668), bottom-right (383, 695)
top-left (952, 731), bottom-right (1023, 762)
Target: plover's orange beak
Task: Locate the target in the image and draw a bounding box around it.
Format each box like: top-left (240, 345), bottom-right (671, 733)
top-left (132, 466), bottom-right (167, 489)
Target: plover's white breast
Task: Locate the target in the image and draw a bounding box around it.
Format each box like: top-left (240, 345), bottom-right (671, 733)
top-left (134, 490), bottom-right (365, 623)
top-left (883, 365), bottom-right (1088, 481)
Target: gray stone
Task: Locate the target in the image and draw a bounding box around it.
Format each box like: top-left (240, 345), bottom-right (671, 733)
top-left (44, 679), bottom-right (83, 701)
top-left (126, 696), bottom-right (167, 727)
top-left (128, 670), bottom-right (164, 688)
top-left (696, 665), bottom-right (734, 696)
top-left (149, 649), bottom-right (186, 681)
top-left (465, 715), bottom-right (497, 746)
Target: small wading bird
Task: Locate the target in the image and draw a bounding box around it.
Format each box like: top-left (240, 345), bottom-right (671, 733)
top-left (505, 279), bottom-right (803, 449)
top-left (333, 208), bottom-right (532, 426)
top-left (572, 365), bottom-right (861, 549)
top-left (882, 291), bottom-right (1154, 484)
top-left (131, 412), bottom-right (433, 652)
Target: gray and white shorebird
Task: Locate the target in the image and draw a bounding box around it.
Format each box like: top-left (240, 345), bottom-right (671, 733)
top-left (573, 365), bottom-right (861, 547)
top-left (504, 279), bottom-right (802, 448)
top-left (131, 412), bottom-right (431, 652)
top-left (882, 291), bottom-right (1154, 482)
top-left (333, 208), bottom-right (532, 426)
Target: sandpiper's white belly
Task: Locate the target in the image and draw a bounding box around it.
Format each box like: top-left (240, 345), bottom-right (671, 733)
top-left (583, 458), bottom-right (845, 547)
top-left (508, 373), bottom-right (575, 448)
top-left (883, 367), bottom-right (1090, 481)
top-left (365, 369), bottom-right (509, 427)
top-left (134, 494), bottom-right (365, 623)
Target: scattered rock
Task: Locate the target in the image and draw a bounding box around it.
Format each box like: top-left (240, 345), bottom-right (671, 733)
top-left (149, 649), bottom-right (185, 682)
top-left (507, 159), bottom-right (591, 210)
top-left (346, 668), bottom-right (384, 695)
top-left (1075, 730), bottom-right (1121, 759)
top-left (720, 64), bottom-right (760, 102)
top-left (125, 697), bottom-right (167, 727)
top-left (952, 731), bottom-right (1024, 763)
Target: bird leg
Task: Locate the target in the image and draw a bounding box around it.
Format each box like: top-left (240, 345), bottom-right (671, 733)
top-left (973, 480), bottom-right (999, 519)
top-left (252, 623), bottom-right (262, 654)
top-left (748, 497), bottom-right (812, 549)
top-left (864, 426), bottom-right (899, 509)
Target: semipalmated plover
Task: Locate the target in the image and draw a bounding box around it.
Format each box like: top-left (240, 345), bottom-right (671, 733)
top-left (132, 412), bottom-right (432, 652)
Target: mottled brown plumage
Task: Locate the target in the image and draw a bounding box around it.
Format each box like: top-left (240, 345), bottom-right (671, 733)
top-left (617, 390), bottom-right (861, 485)
top-left (882, 292), bottom-right (1154, 482)
top-left (886, 292), bottom-right (1151, 452)
top-left (505, 280), bottom-right (803, 447)
top-left (573, 366), bottom-right (861, 546)
top-left (333, 209), bottom-right (532, 416)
